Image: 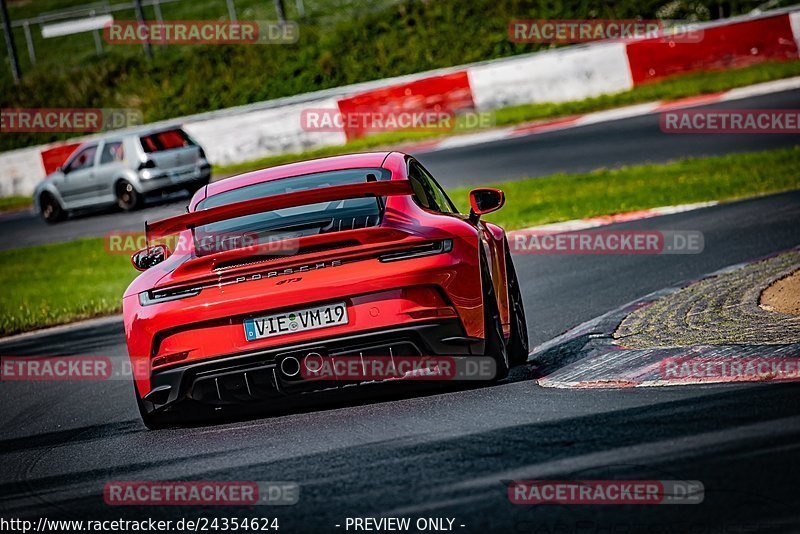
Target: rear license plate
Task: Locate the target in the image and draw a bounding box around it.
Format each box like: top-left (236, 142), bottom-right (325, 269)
top-left (169, 170), bottom-right (191, 183)
top-left (244, 302), bottom-right (348, 341)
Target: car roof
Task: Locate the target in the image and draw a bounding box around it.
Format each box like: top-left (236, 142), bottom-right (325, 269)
top-left (123, 124), bottom-right (189, 137)
top-left (193, 152), bottom-right (396, 209)
top-left (66, 124), bottom-right (187, 152)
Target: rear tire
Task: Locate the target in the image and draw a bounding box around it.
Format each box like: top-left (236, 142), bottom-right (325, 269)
top-left (505, 247), bottom-right (530, 366)
top-left (116, 180), bottom-right (142, 211)
top-left (39, 192), bottom-right (65, 224)
top-left (481, 254), bottom-right (509, 381)
top-left (134, 383), bottom-right (171, 430)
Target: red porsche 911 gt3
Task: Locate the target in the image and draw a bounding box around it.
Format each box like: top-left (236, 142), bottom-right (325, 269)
top-left (123, 152), bottom-right (528, 428)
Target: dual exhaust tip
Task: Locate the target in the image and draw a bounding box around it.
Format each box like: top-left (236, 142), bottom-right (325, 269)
top-left (279, 352), bottom-right (323, 378)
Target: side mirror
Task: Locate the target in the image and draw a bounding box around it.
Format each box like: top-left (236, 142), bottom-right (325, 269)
top-left (131, 245), bottom-right (170, 271)
top-left (469, 188), bottom-right (505, 222)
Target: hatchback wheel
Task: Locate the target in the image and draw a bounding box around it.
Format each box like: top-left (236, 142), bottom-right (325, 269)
top-left (186, 177), bottom-right (210, 195)
top-left (116, 180), bottom-right (142, 211)
top-left (39, 192), bottom-right (65, 224)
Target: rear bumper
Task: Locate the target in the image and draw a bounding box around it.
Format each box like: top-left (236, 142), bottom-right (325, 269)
top-left (139, 320), bottom-right (481, 416)
top-left (138, 163), bottom-right (211, 193)
top-left (125, 235), bottom-right (487, 406)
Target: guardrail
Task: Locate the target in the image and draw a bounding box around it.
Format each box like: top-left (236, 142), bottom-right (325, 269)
top-left (1, 6), bottom-right (799, 198)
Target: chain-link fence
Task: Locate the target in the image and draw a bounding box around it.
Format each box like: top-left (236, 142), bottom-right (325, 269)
top-left (0, 0), bottom-right (404, 82)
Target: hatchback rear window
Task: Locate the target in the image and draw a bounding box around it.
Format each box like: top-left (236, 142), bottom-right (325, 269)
top-left (140, 129), bottom-right (195, 153)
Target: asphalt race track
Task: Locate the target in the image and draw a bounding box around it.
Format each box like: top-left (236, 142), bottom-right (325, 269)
top-left (419, 88), bottom-right (800, 189)
top-left (1, 187), bottom-right (799, 531)
top-left (1, 89), bottom-right (798, 251)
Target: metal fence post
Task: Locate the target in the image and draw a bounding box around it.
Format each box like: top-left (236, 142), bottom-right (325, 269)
top-left (89, 9), bottom-right (103, 55)
top-left (133, 0), bottom-right (152, 59)
top-left (274, 0), bottom-right (285, 22)
top-left (0, 0), bottom-right (21, 82)
top-left (93, 28), bottom-right (103, 54)
top-left (22, 20), bottom-right (35, 65)
top-left (226, 0), bottom-right (237, 22)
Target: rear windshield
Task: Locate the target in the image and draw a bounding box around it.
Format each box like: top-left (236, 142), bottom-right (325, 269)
top-left (140, 129), bottom-right (195, 153)
top-left (193, 168), bottom-right (390, 255)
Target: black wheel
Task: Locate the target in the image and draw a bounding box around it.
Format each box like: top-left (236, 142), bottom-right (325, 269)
top-left (134, 383), bottom-right (171, 430)
top-left (505, 246), bottom-right (530, 366)
top-left (185, 177), bottom-right (210, 195)
top-left (481, 254), bottom-right (509, 381)
top-left (116, 180), bottom-right (142, 211)
top-left (39, 192), bottom-right (65, 224)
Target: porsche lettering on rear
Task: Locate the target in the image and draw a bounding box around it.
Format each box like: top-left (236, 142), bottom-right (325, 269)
top-left (233, 260), bottom-right (342, 283)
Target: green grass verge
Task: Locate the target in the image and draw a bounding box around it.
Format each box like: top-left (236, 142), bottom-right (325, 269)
top-left (453, 147), bottom-right (800, 230)
top-left (492, 60), bottom-right (800, 126)
top-left (0, 196), bottom-right (32, 213)
top-left (0, 239), bottom-right (136, 336)
top-left (1, 147), bottom-right (797, 336)
top-left (215, 61), bottom-right (800, 177)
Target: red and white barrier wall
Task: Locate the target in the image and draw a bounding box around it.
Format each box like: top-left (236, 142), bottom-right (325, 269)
top-left (469, 42), bottom-right (634, 110)
top-left (340, 11), bottom-right (800, 136)
top-left (0, 147), bottom-right (46, 198)
top-left (183, 97), bottom-right (347, 165)
top-left (335, 72), bottom-right (475, 139)
top-left (1, 8), bottom-right (798, 198)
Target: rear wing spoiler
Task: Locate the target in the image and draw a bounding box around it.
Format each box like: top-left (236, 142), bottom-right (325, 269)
top-left (145, 180), bottom-right (413, 242)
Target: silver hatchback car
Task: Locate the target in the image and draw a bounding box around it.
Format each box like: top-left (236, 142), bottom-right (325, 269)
top-left (33, 126), bottom-right (211, 223)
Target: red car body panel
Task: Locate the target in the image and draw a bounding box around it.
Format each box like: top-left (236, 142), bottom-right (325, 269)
top-left (123, 152), bottom-right (511, 402)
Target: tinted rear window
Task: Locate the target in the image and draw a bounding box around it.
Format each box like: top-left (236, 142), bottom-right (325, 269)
top-left (193, 168), bottom-right (390, 255)
top-left (140, 129), bottom-right (195, 153)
